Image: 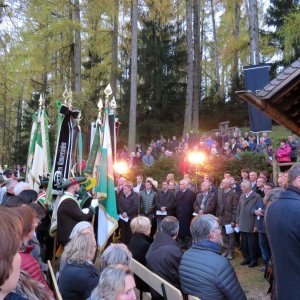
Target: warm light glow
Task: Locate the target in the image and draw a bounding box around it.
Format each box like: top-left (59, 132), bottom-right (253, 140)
top-left (114, 161), bottom-right (129, 174)
top-left (188, 152), bottom-right (205, 164)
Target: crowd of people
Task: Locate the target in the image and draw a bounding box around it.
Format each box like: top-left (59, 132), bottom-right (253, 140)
top-left (0, 151), bottom-right (299, 299)
top-left (118, 131), bottom-right (299, 173)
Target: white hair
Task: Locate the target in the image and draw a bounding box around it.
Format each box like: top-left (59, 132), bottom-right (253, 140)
top-left (14, 182), bottom-right (30, 195)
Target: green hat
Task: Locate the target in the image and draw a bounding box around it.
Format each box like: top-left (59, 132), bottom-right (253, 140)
top-left (60, 176), bottom-right (87, 190)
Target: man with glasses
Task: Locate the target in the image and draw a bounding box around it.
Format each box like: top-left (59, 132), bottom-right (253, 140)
top-left (179, 215), bottom-right (246, 299)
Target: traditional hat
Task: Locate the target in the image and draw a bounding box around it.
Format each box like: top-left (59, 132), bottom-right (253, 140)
top-left (60, 176), bottom-right (87, 190)
top-left (81, 177), bottom-right (96, 191)
top-left (39, 175), bottom-right (49, 189)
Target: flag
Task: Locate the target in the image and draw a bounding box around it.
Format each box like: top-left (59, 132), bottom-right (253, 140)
top-left (26, 112), bottom-right (38, 180)
top-left (85, 122), bottom-right (102, 177)
top-left (244, 65), bottom-right (272, 132)
top-left (28, 110), bottom-right (51, 192)
top-left (95, 108), bottom-right (118, 250)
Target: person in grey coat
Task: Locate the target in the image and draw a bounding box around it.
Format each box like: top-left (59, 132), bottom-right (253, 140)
top-left (216, 179), bottom-right (239, 260)
top-left (179, 215), bottom-right (246, 300)
top-left (236, 180), bottom-right (261, 268)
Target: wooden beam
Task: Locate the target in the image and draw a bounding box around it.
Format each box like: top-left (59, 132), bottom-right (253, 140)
top-left (236, 90), bottom-right (300, 135)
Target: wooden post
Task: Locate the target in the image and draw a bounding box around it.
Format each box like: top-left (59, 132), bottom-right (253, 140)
top-left (272, 154), bottom-right (277, 184)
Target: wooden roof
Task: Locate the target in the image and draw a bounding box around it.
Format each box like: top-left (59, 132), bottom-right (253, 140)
top-left (236, 58), bottom-right (300, 136)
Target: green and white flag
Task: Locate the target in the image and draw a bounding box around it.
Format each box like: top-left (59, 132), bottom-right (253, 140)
top-left (28, 110), bottom-right (51, 192)
top-left (95, 108), bottom-right (118, 250)
top-left (26, 112), bottom-right (38, 180)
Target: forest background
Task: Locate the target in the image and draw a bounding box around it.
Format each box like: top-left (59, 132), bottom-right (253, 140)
top-left (0, 0), bottom-right (300, 166)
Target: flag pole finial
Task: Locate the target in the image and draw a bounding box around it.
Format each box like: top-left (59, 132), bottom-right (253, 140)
top-left (63, 86), bottom-right (72, 110)
top-left (38, 94), bottom-right (44, 110)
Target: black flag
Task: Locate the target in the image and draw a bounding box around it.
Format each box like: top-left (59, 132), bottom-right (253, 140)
top-left (243, 65), bottom-right (272, 133)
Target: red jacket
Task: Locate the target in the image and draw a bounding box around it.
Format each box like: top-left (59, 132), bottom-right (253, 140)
top-left (276, 144), bottom-right (291, 163)
top-left (20, 245), bottom-right (53, 297)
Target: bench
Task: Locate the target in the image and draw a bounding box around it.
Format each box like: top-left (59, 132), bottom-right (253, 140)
top-left (47, 260), bottom-right (63, 300)
top-left (131, 258), bottom-right (200, 300)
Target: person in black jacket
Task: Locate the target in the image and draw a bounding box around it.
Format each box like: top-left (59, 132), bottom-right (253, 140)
top-left (266, 163), bottom-right (300, 300)
top-left (156, 181), bottom-right (176, 229)
top-left (179, 215), bottom-right (246, 300)
top-left (146, 216), bottom-right (183, 300)
top-left (128, 216), bottom-right (153, 294)
top-left (176, 179), bottom-right (196, 249)
top-left (59, 232), bottom-right (100, 300)
top-left (117, 183), bottom-right (140, 244)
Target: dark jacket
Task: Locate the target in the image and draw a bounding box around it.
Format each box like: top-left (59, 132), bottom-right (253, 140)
top-left (251, 198), bottom-right (266, 233)
top-left (128, 233), bottom-right (153, 292)
top-left (236, 191), bottom-right (261, 232)
top-left (156, 190), bottom-right (176, 217)
top-left (176, 189), bottom-right (196, 238)
top-left (216, 189), bottom-right (239, 226)
top-left (117, 191), bottom-right (140, 220)
top-left (57, 195), bottom-right (94, 245)
top-left (4, 293), bottom-right (27, 300)
top-left (179, 241), bottom-right (246, 300)
top-left (287, 140), bottom-right (298, 159)
top-left (146, 232), bottom-right (182, 290)
top-left (194, 191), bottom-right (217, 215)
top-left (58, 261), bottom-right (100, 300)
top-left (265, 185), bottom-right (300, 300)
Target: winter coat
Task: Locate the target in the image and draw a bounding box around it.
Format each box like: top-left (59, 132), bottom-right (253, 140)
top-left (146, 232), bottom-right (182, 290)
top-left (179, 241), bottom-right (246, 300)
top-left (156, 190), bottom-right (176, 217)
top-left (176, 189), bottom-right (196, 238)
top-left (20, 245), bottom-right (53, 296)
top-left (275, 144), bottom-right (291, 163)
top-left (194, 191), bottom-right (217, 216)
top-left (265, 185), bottom-right (300, 300)
top-left (236, 191), bottom-right (261, 232)
top-left (216, 189), bottom-right (239, 226)
top-left (128, 233), bottom-right (153, 292)
top-left (117, 191), bottom-right (140, 220)
top-left (59, 261), bottom-right (100, 300)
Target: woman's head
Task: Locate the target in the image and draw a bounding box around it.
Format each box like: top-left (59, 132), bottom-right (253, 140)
top-left (62, 231), bottom-right (96, 263)
top-left (100, 244), bottom-right (132, 270)
top-left (69, 221), bottom-right (94, 239)
top-left (130, 216), bottom-right (151, 236)
top-left (0, 207), bottom-right (23, 296)
top-left (14, 205), bottom-right (36, 244)
top-left (91, 265), bottom-right (136, 300)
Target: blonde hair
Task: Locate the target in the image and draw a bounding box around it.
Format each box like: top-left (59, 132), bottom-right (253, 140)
top-left (62, 231), bottom-right (96, 264)
top-left (90, 265), bottom-right (134, 300)
top-left (130, 216), bottom-right (151, 235)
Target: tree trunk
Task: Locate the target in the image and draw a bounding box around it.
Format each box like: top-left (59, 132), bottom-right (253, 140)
top-left (128, 0), bottom-right (138, 152)
top-left (210, 0), bottom-right (221, 92)
top-left (192, 0), bottom-right (201, 134)
top-left (111, 0), bottom-right (119, 98)
top-left (248, 0), bottom-right (259, 65)
top-left (73, 0), bottom-right (81, 99)
top-left (184, 0), bottom-right (193, 135)
top-left (231, 0), bottom-right (240, 97)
